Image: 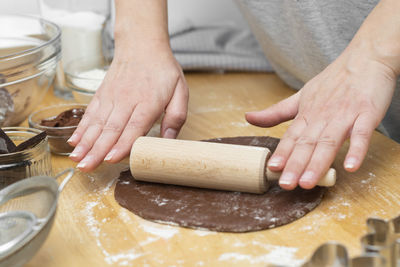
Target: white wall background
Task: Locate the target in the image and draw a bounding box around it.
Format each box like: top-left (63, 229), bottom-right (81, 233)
top-left (0, 0), bottom-right (247, 28)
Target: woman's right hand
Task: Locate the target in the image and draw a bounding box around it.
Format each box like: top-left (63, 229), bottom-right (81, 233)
top-left (68, 43), bottom-right (189, 172)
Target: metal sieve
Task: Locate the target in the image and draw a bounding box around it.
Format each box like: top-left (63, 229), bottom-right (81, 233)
top-left (0, 168), bottom-right (74, 267)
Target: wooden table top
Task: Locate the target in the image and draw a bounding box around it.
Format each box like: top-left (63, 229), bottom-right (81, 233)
top-left (24, 73), bottom-right (400, 267)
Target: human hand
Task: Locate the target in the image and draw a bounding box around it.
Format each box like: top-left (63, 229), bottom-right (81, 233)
top-left (68, 45), bottom-right (189, 172)
top-left (246, 48), bottom-right (397, 190)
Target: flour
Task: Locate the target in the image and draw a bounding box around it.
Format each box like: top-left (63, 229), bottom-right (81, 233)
top-left (153, 196), bottom-right (170, 207)
top-left (139, 220), bottom-right (179, 239)
top-left (85, 201), bottom-right (101, 237)
top-left (70, 69), bottom-right (107, 92)
top-left (104, 250), bottom-right (144, 265)
top-left (83, 200), bottom-right (145, 266)
top-left (230, 121), bottom-right (250, 127)
top-left (80, 164), bottom-right (145, 266)
top-left (218, 249), bottom-right (303, 266)
top-left (139, 237), bottom-right (159, 246)
top-left (41, 3), bottom-right (106, 67)
top-left (217, 241), bottom-right (304, 266)
top-left (193, 230), bottom-right (216, 236)
top-left (191, 105), bottom-right (245, 114)
top-left (359, 172), bottom-right (377, 192)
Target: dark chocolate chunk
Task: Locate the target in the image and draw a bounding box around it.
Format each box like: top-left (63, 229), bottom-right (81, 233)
top-left (15, 131), bottom-right (47, 152)
top-left (0, 139), bottom-right (9, 154)
top-left (40, 108), bottom-right (85, 127)
top-left (0, 128), bottom-right (17, 153)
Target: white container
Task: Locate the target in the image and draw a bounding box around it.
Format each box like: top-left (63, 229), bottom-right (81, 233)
top-left (38, 0), bottom-right (112, 99)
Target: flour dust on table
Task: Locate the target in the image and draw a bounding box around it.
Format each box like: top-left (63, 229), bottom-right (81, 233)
top-left (114, 136), bottom-right (326, 232)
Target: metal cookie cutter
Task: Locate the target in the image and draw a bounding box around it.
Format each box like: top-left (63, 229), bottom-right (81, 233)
top-left (301, 242), bottom-right (386, 267)
top-left (278, 215), bottom-right (400, 267)
top-left (361, 215), bottom-right (400, 267)
top-left (0, 168), bottom-right (74, 267)
top-left (301, 242), bottom-right (349, 267)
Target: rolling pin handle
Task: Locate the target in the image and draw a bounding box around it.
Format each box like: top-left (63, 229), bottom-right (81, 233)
top-left (265, 168), bottom-right (336, 187)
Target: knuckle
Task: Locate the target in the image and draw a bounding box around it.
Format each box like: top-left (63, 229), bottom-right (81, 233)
top-left (282, 130), bottom-right (298, 142)
top-left (318, 135), bottom-right (337, 148)
top-left (168, 110), bottom-right (187, 125)
top-left (126, 118), bottom-right (147, 132)
top-left (167, 68), bottom-right (181, 80)
top-left (103, 122), bottom-right (124, 133)
top-left (81, 110), bottom-right (93, 122)
top-left (89, 118), bottom-right (107, 128)
top-left (296, 136), bottom-right (317, 147)
top-left (359, 98), bottom-right (376, 111)
top-left (354, 127), bottom-right (371, 140)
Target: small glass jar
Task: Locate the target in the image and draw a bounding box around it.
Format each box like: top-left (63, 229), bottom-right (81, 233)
top-left (65, 55), bottom-right (110, 104)
top-left (0, 127), bottom-right (52, 190)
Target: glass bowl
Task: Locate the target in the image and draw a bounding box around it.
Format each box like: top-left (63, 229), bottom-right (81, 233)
top-left (0, 14), bottom-right (61, 127)
top-left (0, 127), bottom-right (52, 190)
top-left (65, 56), bottom-right (109, 104)
top-left (28, 103), bottom-right (87, 155)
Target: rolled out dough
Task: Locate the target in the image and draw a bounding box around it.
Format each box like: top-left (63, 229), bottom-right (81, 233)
top-left (114, 136), bottom-right (326, 232)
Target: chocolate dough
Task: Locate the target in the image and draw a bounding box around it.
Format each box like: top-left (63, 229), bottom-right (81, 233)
top-left (114, 136), bottom-right (326, 232)
top-left (40, 108), bottom-right (85, 127)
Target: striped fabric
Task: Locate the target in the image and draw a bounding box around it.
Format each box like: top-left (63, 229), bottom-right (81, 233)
top-left (169, 21), bottom-right (272, 72)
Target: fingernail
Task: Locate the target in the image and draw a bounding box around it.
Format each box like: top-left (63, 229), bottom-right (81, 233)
top-left (300, 171), bottom-right (315, 183)
top-left (69, 145), bottom-right (83, 158)
top-left (76, 161), bottom-right (86, 169)
top-left (345, 157), bottom-right (358, 169)
top-left (279, 172), bottom-right (296, 186)
top-left (67, 133), bottom-right (77, 143)
top-left (163, 128), bottom-right (178, 139)
top-left (77, 155), bottom-right (93, 169)
top-left (105, 149), bottom-right (117, 161)
top-left (268, 156), bottom-right (283, 168)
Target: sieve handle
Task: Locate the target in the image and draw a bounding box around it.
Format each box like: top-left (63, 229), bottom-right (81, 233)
top-left (55, 168), bottom-right (74, 192)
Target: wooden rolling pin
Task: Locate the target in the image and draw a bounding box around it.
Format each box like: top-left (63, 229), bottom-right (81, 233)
top-left (130, 137), bottom-right (336, 194)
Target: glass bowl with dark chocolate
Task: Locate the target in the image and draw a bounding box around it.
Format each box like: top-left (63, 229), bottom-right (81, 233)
top-left (0, 14), bottom-right (61, 127)
top-left (28, 104), bottom-right (86, 155)
top-left (0, 127), bottom-right (52, 190)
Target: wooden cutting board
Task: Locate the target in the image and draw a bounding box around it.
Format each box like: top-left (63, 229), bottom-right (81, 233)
top-left (24, 73), bottom-right (400, 267)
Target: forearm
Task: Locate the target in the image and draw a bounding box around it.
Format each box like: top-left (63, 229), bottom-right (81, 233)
top-left (347, 0), bottom-right (400, 75)
top-left (114, 0), bottom-right (170, 58)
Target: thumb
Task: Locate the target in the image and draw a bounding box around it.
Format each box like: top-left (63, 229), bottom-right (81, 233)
top-left (245, 92), bottom-right (300, 127)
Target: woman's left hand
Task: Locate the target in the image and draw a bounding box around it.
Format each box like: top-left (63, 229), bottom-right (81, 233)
top-left (246, 45), bottom-right (397, 190)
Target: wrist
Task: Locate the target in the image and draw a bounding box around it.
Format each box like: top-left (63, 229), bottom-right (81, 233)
top-left (345, 0), bottom-right (400, 76)
top-left (114, 0), bottom-right (170, 59)
top-left (114, 29), bottom-right (172, 60)
top-left (368, 38), bottom-right (400, 76)
top-left (343, 34), bottom-right (400, 78)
